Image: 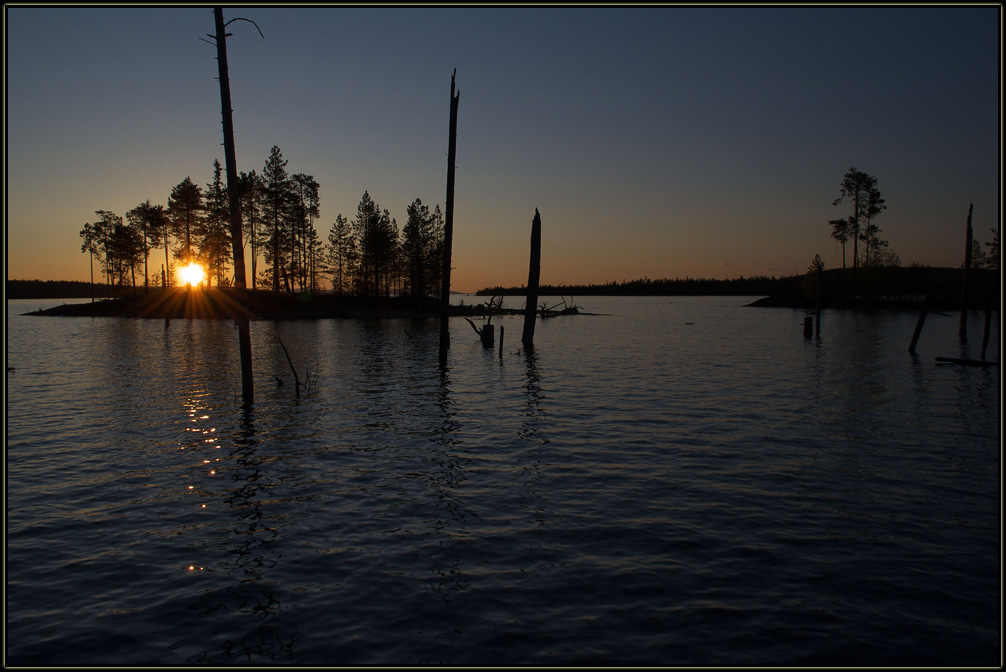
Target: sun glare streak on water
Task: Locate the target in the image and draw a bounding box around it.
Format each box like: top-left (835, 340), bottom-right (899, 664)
top-left (5, 296), bottom-right (1000, 665)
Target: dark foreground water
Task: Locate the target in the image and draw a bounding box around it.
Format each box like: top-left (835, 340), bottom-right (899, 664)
top-left (6, 295), bottom-right (1001, 666)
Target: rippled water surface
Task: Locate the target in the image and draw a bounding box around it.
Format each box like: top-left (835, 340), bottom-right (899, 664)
top-left (6, 295), bottom-right (1000, 665)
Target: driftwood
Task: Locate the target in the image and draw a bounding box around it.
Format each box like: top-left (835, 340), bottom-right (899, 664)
top-left (539, 296), bottom-right (580, 319)
top-left (935, 357), bottom-right (997, 367)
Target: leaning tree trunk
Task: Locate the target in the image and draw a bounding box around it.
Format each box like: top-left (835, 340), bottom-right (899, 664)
top-left (214, 6), bottom-right (254, 403)
top-left (439, 69), bottom-right (459, 369)
top-left (522, 208), bottom-right (542, 347)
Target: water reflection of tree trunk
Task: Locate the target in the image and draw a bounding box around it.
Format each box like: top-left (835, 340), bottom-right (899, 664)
top-left (184, 405), bottom-right (299, 664)
top-left (517, 349), bottom-right (549, 523)
top-left (423, 369), bottom-right (473, 605)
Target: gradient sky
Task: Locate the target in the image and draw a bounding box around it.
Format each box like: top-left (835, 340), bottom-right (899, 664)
top-left (5, 6), bottom-right (1001, 292)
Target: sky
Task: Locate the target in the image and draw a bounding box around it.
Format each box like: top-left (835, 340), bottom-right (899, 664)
top-left (4, 5), bottom-right (1002, 293)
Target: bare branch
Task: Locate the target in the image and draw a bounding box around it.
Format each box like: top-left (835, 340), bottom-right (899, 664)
top-left (224, 16), bottom-right (265, 39)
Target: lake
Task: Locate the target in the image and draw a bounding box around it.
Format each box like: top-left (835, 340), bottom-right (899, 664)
top-left (5, 295), bottom-right (1000, 665)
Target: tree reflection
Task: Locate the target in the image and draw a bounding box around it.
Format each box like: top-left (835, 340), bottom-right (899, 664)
top-left (517, 348), bottom-right (549, 524)
top-left (423, 368), bottom-right (473, 604)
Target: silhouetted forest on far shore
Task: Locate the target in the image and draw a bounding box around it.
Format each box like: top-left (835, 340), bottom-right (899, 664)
top-left (7, 280), bottom-right (104, 300)
top-left (477, 266), bottom-right (999, 311)
top-left (11, 276), bottom-right (799, 300)
top-left (477, 275), bottom-right (797, 297)
top-left (9, 265), bottom-right (998, 313)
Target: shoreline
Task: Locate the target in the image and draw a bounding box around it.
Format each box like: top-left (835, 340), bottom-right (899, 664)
top-left (21, 288), bottom-right (529, 320)
top-left (18, 287), bottom-right (990, 319)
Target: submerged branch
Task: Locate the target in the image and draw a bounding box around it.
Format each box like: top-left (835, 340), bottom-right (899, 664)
top-left (273, 333), bottom-right (302, 398)
top-left (464, 316), bottom-right (483, 336)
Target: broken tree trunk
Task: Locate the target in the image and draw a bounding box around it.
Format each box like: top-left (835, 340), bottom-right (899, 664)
top-left (522, 208), bottom-right (542, 347)
top-left (439, 69), bottom-right (460, 369)
top-left (815, 262), bottom-right (821, 336)
top-left (463, 295), bottom-right (501, 348)
top-left (959, 202), bottom-right (974, 341)
top-left (213, 6), bottom-right (257, 403)
top-left (464, 317), bottom-right (495, 348)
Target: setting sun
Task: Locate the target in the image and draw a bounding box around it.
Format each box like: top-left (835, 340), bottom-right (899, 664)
top-left (179, 263), bottom-right (205, 287)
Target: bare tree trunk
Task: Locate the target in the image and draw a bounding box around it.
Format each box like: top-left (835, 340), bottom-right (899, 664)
top-left (960, 202), bottom-right (974, 340)
top-left (104, 233), bottom-right (111, 299)
top-left (273, 218), bottom-right (280, 292)
top-left (214, 6), bottom-right (255, 403)
top-left (852, 190), bottom-right (860, 276)
top-left (522, 208), bottom-right (542, 347)
top-left (251, 221), bottom-right (258, 289)
top-left (439, 69), bottom-right (459, 369)
top-left (815, 262), bottom-right (821, 336)
top-left (164, 229), bottom-right (171, 288)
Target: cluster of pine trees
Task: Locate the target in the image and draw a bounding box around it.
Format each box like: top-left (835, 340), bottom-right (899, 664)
top-left (329, 191), bottom-right (444, 300)
top-left (78, 145), bottom-right (445, 299)
top-left (828, 167), bottom-right (898, 271)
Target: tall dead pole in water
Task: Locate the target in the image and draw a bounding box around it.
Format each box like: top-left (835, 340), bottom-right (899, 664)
top-left (815, 261), bottom-right (822, 336)
top-left (211, 7), bottom-right (261, 402)
top-left (959, 202), bottom-right (974, 340)
top-left (439, 69), bottom-right (460, 369)
top-left (522, 208), bottom-right (542, 347)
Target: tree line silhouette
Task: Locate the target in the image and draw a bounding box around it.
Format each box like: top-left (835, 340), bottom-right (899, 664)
top-left (477, 168), bottom-right (998, 305)
top-left (477, 275), bottom-right (799, 297)
top-left (78, 145), bottom-right (445, 301)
